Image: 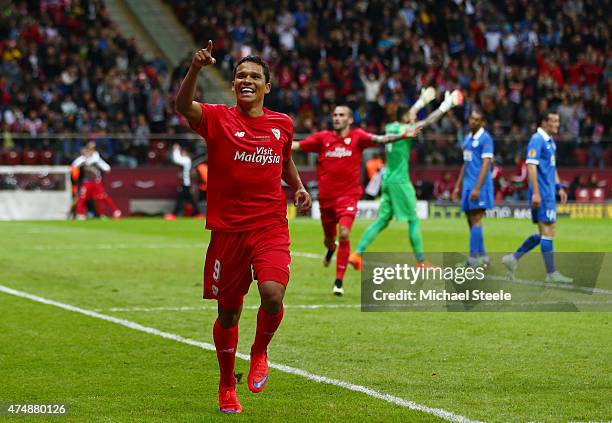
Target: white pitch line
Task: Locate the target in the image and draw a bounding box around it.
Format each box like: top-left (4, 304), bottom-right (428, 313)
top-left (26, 242), bottom-right (612, 296)
top-left (98, 304), bottom-right (361, 312)
top-left (99, 300), bottom-right (612, 313)
top-left (0, 284), bottom-right (479, 423)
top-left (20, 242), bottom-right (612, 296)
top-left (26, 245), bottom-right (326, 258)
top-left (29, 243), bottom-right (207, 250)
top-left (291, 251), bottom-right (325, 259)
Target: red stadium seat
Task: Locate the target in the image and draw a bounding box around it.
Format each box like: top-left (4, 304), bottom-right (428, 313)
top-left (604, 147), bottom-right (612, 167)
top-left (0, 150), bottom-right (5, 165)
top-left (590, 188), bottom-right (605, 203)
top-left (147, 149), bottom-right (164, 166)
top-left (5, 150), bottom-right (21, 165)
top-left (576, 188), bottom-right (590, 203)
top-left (22, 149), bottom-right (40, 165)
top-left (574, 148), bottom-right (588, 166)
top-left (39, 150), bottom-right (54, 165)
top-left (151, 140), bottom-right (168, 153)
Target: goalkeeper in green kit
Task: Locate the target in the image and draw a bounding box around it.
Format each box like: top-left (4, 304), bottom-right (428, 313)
top-left (349, 87), bottom-right (463, 270)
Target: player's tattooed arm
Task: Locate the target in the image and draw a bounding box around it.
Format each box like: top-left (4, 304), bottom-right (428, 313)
top-left (371, 125), bottom-right (421, 144)
top-left (282, 158), bottom-right (312, 212)
top-left (414, 109), bottom-right (445, 130)
top-left (176, 40), bottom-right (216, 128)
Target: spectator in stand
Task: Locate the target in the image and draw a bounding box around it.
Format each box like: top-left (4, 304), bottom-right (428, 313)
top-left (359, 70), bottom-right (385, 125)
top-left (568, 174), bottom-right (589, 201)
top-left (147, 87), bottom-right (167, 133)
top-left (568, 175), bottom-right (580, 201)
top-left (492, 164), bottom-right (512, 202)
top-left (510, 153), bottom-right (529, 201)
top-left (588, 122), bottom-right (605, 169)
top-left (588, 173), bottom-right (602, 189)
top-left (434, 170), bottom-right (455, 201)
top-left (132, 114), bottom-right (150, 163)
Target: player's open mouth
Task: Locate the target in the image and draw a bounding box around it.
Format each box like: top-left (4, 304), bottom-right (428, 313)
top-left (240, 87), bottom-right (255, 94)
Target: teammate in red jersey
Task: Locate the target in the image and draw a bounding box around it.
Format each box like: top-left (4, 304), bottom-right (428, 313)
top-left (175, 41), bottom-right (311, 414)
top-left (72, 142), bottom-right (121, 220)
top-left (292, 105), bottom-right (419, 295)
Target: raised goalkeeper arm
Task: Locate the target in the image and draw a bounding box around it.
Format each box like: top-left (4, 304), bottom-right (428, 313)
top-left (414, 90), bottom-right (463, 131)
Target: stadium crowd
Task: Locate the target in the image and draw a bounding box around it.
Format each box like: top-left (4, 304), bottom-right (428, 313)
top-left (0, 0), bottom-right (184, 166)
top-left (0, 0), bottom-right (610, 172)
top-left (168, 0), bottom-right (611, 167)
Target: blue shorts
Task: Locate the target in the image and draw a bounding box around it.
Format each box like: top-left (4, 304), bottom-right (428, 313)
top-left (531, 202), bottom-right (557, 223)
top-left (461, 185), bottom-right (494, 212)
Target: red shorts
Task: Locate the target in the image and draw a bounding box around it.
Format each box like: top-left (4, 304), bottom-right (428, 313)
top-left (80, 181), bottom-right (108, 200)
top-left (319, 196), bottom-right (358, 237)
top-left (203, 223), bottom-right (291, 309)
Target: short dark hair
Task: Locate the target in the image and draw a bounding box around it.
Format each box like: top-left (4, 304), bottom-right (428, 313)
top-left (396, 106), bottom-right (410, 121)
top-left (233, 56), bottom-right (270, 83)
top-left (540, 109), bottom-right (559, 123)
top-left (333, 104), bottom-right (353, 114)
top-left (470, 106), bottom-right (484, 119)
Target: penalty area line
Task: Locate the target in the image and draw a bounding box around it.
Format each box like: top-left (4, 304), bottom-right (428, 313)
top-left (0, 284), bottom-right (479, 423)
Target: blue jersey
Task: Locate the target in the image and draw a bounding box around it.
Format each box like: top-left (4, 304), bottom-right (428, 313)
top-left (462, 128), bottom-right (494, 188)
top-left (526, 128), bottom-right (557, 204)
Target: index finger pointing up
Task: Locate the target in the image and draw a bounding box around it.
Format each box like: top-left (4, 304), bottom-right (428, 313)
top-left (206, 40), bottom-right (213, 54)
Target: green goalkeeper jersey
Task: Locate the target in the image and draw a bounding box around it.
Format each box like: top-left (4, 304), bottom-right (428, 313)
top-left (383, 122), bottom-right (414, 184)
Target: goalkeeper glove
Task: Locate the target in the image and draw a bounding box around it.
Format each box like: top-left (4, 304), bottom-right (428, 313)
top-left (412, 87), bottom-right (437, 111)
top-left (438, 89), bottom-right (464, 113)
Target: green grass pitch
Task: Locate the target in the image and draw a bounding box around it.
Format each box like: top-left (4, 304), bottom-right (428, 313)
top-left (1, 217), bottom-right (611, 422)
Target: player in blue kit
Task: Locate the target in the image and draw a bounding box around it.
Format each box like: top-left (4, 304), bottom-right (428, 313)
top-left (502, 111), bottom-right (573, 283)
top-left (452, 109), bottom-right (494, 267)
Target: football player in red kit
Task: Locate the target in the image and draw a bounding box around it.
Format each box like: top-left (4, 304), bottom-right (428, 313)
top-left (292, 105), bottom-right (419, 295)
top-left (72, 142), bottom-right (121, 220)
top-left (176, 41), bottom-right (311, 414)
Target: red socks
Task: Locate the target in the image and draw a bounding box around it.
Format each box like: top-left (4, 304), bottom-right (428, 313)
top-left (213, 319), bottom-right (238, 387)
top-left (336, 239), bottom-right (350, 280)
top-left (213, 307), bottom-right (284, 386)
top-left (251, 306), bottom-right (284, 355)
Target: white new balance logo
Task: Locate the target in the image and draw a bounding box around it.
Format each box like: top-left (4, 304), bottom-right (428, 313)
top-left (234, 131), bottom-right (245, 137)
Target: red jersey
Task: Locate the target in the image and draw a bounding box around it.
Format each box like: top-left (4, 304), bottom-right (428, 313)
top-left (190, 103), bottom-right (293, 231)
top-left (299, 128), bottom-right (374, 201)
